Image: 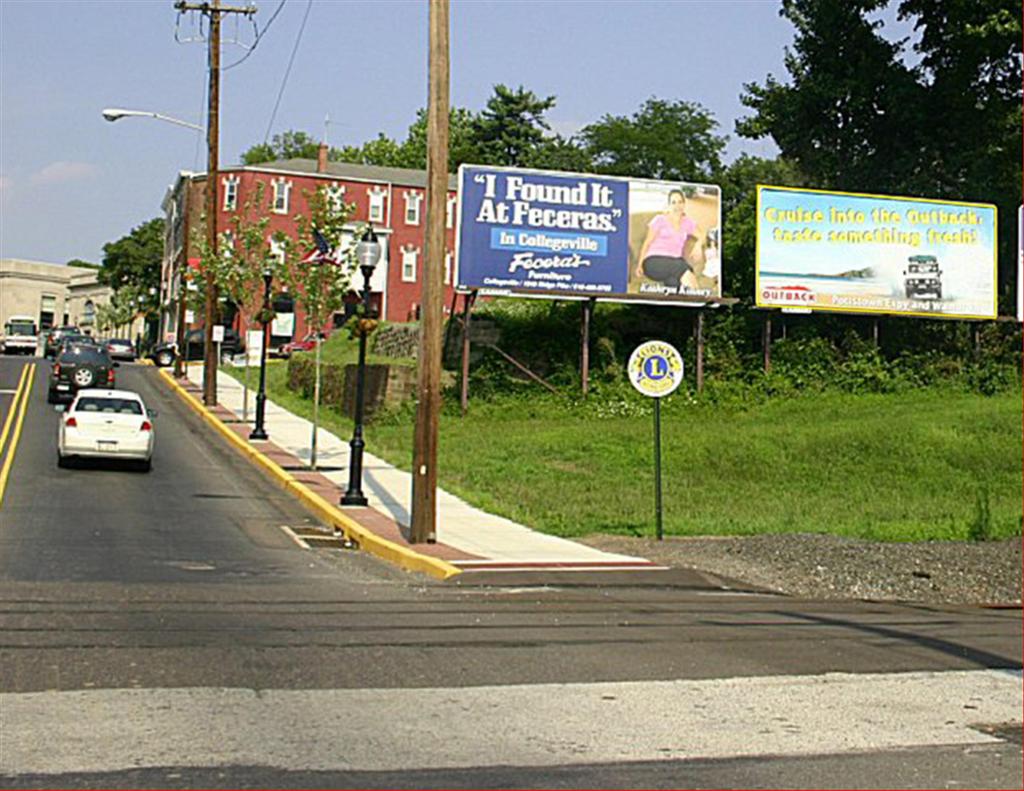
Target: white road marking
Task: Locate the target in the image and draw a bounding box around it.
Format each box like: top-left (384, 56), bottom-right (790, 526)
top-left (1, 669), bottom-right (1020, 776)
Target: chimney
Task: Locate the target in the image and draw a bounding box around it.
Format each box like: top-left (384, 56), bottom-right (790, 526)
top-left (317, 142), bottom-right (328, 173)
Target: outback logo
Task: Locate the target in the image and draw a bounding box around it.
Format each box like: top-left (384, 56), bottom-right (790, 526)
top-left (762, 285), bottom-right (815, 303)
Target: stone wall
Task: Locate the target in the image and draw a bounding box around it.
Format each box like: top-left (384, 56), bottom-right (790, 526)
top-left (287, 355), bottom-right (417, 421)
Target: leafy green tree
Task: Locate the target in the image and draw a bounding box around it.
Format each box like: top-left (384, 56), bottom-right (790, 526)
top-left (398, 107), bottom-right (481, 171)
top-left (66, 258), bottom-right (99, 269)
top-left (99, 218), bottom-right (164, 295)
top-left (470, 84), bottom-right (557, 167)
top-left (283, 186), bottom-right (357, 468)
top-left (241, 130), bottom-right (322, 165)
top-left (580, 98), bottom-right (727, 182)
top-left (720, 155), bottom-right (806, 300)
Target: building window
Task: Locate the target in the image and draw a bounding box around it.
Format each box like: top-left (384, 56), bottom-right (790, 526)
top-left (446, 195), bottom-right (457, 229)
top-left (222, 175), bottom-right (239, 211)
top-left (404, 191), bottom-right (422, 226)
top-left (368, 187), bottom-right (386, 222)
top-left (326, 183), bottom-right (346, 214)
top-left (83, 300), bottom-right (95, 326)
top-left (444, 252), bottom-right (452, 285)
top-left (269, 236), bottom-right (287, 266)
top-left (401, 247), bottom-right (418, 282)
top-left (40, 294), bottom-right (57, 330)
top-left (272, 178), bottom-right (291, 214)
top-left (220, 230), bottom-right (235, 257)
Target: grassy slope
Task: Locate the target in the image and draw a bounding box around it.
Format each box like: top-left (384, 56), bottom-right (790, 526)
top-left (222, 361), bottom-right (1021, 542)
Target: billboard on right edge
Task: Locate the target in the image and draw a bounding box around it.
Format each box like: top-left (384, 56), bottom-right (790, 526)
top-left (756, 186), bottom-right (997, 319)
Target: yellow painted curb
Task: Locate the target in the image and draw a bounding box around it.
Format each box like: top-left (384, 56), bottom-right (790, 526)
top-left (157, 368), bottom-right (461, 580)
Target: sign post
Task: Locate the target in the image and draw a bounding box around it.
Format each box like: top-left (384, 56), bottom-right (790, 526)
top-left (628, 340), bottom-right (684, 540)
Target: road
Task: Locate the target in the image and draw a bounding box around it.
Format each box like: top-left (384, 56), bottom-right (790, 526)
top-left (0, 356), bottom-right (1020, 789)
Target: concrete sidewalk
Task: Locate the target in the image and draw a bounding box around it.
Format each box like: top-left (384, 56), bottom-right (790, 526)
top-left (183, 364), bottom-right (661, 574)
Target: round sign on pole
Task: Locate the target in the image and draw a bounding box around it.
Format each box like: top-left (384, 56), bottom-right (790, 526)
top-left (628, 340), bottom-right (684, 398)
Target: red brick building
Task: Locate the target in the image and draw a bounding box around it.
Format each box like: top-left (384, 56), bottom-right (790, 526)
top-left (159, 149), bottom-right (459, 346)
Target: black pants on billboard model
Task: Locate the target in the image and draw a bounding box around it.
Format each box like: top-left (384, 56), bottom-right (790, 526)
top-left (641, 255), bottom-right (692, 290)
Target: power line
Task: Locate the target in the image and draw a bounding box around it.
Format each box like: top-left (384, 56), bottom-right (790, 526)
top-left (223, 0), bottom-right (288, 71)
top-left (263, 0), bottom-right (313, 145)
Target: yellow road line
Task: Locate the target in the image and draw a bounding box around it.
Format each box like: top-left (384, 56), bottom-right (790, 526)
top-left (157, 368), bottom-right (461, 580)
top-left (0, 364), bottom-right (35, 509)
top-left (0, 364), bottom-right (30, 460)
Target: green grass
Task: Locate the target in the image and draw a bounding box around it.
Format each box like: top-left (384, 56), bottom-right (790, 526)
top-left (221, 362), bottom-right (1022, 543)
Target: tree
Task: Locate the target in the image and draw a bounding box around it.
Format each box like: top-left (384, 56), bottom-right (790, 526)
top-left (580, 98), bottom-right (728, 182)
top-left (241, 130), bottom-right (322, 165)
top-left (100, 218), bottom-right (164, 295)
top-left (193, 182), bottom-right (284, 417)
top-left (470, 84), bottom-right (557, 167)
top-left (398, 107), bottom-right (481, 172)
top-left (66, 258), bottom-right (99, 269)
top-left (283, 185), bottom-right (357, 469)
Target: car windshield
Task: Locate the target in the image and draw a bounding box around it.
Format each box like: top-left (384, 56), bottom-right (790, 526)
top-left (74, 397), bottom-right (143, 415)
top-left (59, 347), bottom-right (110, 364)
top-left (5, 321), bottom-right (35, 335)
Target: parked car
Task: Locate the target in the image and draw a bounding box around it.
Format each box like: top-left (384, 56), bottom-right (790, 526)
top-left (270, 332), bottom-right (328, 359)
top-left (150, 327), bottom-right (244, 367)
top-left (43, 326), bottom-right (81, 359)
top-left (48, 345), bottom-right (117, 403)
top-left (105, 338), bottom-right (137, 362)
top-left (57, 389), bottom-right (155, 471)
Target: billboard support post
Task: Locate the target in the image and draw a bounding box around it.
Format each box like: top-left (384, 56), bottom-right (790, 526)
top-left (763, 316), bottom-right (772, 373)
top-left (460, 290), bottom-right (476, 417)
top-left (695, 312), bottom-right (705, 393)
top-left (580, 298), bottom-right (594, 397)
top-left (873, 318), bottom-right (880, 348)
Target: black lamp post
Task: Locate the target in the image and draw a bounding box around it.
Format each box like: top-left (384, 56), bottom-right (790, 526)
top-left (249, 267), bottom-right (273, 441)
top-left (341, 226), bottom-right (382, 506)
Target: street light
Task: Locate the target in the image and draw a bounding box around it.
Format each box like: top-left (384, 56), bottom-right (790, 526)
top-left (249, 267), bottom-right (273, 441)
top-left (340, 226), bottom-right (382, 507)
top-left (101, 106), bottom-right (203, 382)
top-left (101, 108), bottom-right (204, 132)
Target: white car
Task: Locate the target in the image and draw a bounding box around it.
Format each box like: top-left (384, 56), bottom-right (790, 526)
top-left (57, 389), bottom-right (155, 471)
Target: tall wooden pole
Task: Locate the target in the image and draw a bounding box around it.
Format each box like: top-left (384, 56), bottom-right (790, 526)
top-left (202, 0), bottom-right (221, 406)
top-left (580, 298), bottom-right (594, 397)
top-left (410, 0), bottom-right (449, 544)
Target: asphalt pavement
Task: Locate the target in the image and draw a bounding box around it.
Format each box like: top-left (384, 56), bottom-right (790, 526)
top-left (0, 355), bottom-right (1020, 790)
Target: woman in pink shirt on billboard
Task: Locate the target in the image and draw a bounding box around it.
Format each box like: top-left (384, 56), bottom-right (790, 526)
top-left (634, 189), bottom-right (700, 292)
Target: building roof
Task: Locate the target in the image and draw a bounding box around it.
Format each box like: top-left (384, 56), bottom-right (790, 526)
top-left (239, 159), bottom-right (459, 191)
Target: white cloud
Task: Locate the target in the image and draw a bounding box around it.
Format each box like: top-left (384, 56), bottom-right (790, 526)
top-left (30, 161), bottom-right (100, 186)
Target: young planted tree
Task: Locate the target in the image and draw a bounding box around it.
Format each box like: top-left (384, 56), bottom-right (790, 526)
top-left (284, 185), bottom-right (357, 469)
top-left (194, 183), bottom-right (284, 419)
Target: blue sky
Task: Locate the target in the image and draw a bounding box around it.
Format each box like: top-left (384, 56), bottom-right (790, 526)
top-left (0, 0), bottom-right (905, 266)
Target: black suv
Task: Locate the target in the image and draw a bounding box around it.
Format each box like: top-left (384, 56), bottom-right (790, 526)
top-left (150, 327), bottom-right (244, 367)
top-left (48, 345), bottom-right (117, 403)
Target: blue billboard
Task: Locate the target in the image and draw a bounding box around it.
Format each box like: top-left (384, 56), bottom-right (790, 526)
top-left (456, 166), bottom-right (722, 303)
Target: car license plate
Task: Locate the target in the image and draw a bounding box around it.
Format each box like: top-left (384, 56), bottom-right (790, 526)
top-left (97, 440), bottom-right (118, 451)
top-left (57, 384), bottom-right (70, 391)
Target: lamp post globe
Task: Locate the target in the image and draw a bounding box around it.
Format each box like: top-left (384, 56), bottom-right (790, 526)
top-left (341, 226), bottom-right (382, 507)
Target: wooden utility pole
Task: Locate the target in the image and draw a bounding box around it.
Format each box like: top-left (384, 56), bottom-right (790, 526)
top-left (175, 0), bottom-right (255, 405)
top-left (410, 0), bottom-right (449, 543)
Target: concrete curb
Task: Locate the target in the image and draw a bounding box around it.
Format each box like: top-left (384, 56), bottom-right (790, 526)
top-left (157, 368), bottom-right (461, 580)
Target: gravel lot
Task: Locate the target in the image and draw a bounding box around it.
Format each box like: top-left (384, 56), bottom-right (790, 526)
top-left (581, 533), bottom-right (1022, 606)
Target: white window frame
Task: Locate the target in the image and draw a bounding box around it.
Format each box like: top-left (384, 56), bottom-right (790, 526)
top-left (446, 195), bottom-right (457, 229)
top-left (404, 191), bottom-right (423, 226)
top-left (326, 182), bottom-right (346, 214)
top-left (269, 236), bottom-right (287, 266)
top-left (271, 178), bottom-right (292, 214)
top-left (368, 187), bottom-right (386, 223)
top-left (444, 252), bottom-right (452, 285)
top-left (222, 175), bottom-right (239, 211)
top-left (401, 247), bottom-right (418, 283)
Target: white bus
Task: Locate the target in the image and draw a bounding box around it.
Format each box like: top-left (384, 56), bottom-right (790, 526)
top-left (1, 315), bottom-right (39, 355)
